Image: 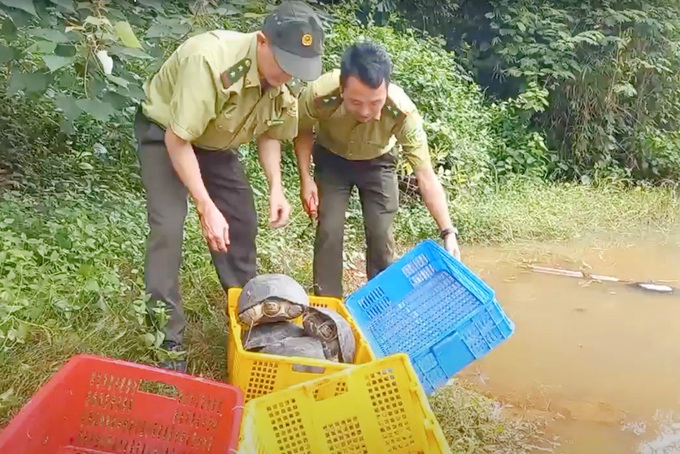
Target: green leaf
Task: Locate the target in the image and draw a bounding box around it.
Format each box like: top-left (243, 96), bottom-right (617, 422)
top-left (8, 70), bottom-right (50, 94)
top-left (106, 74), bottom-right (129, 88)
top-left (101, 91), bottom-right (129, 110)
top-left (137, 0), bottom-right (164, 12)
top-left (114, 21), bottom-right (141, 48)
top-left (54, 43), bottom-right (76, 57)
top-left (0, 0), bottom-right (37, 17)
top-left (0, 44), bottom-right (14, 63)
top-left (1, 17), bottom-right (17, 41)
top-left (76, 98), bottom-right (116, 122)
top-left (83, 16), bottom-right (111, 27)
top-left (108, 45), bottom-right (152, 60)
top-left (55, 94), bottom-right (81, 121)
top-left (25, 40), bottom-right (56, 54)
top-left (4, 8), bottom-right (33, 26)
top-left (29, 27), bottom-right (76, 43)
top-left (42, 55), bottom-right (74, 72)
top-left (48, 0), bottom-right (75, 14)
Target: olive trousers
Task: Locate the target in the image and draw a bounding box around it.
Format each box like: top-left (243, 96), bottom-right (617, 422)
top-left (312, 144), bottom-right (399, 298)
top-left (134, 109), bottom-right (258, 345)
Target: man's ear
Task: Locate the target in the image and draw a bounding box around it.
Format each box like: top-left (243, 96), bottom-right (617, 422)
top-left (255, 30), bottom-right (267, 45)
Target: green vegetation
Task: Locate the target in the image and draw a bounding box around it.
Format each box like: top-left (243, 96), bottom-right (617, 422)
top-left (357, 0), bottom-right (680, 184)
top-left (0, 0), bottom-right (679, 452)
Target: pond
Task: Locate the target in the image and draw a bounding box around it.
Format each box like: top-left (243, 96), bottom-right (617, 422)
top-left (457, 232), bottom-right (680, 453)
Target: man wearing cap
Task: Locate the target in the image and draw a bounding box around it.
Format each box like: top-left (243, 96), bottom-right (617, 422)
top-left (134, 1), bottom-right (324, 371)
top-left (293, 40), bottom-right (461, 298)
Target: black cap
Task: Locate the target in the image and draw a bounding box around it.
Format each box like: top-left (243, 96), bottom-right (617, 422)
top-left (262, 1), bottom-right (324, 81)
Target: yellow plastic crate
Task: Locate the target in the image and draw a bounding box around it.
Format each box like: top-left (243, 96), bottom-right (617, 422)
top-left (226, 288), bottom-right (377, 402)
top-left (236, 352), bottom-right (451, 453)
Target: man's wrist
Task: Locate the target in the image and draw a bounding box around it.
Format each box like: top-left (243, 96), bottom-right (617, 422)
top-left (194, 196), bottom-right (214, 216)
top-left (439, 226), bottom-right (458, 239)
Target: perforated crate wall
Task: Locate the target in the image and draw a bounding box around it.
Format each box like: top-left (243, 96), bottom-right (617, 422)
top-left (0, 355), bottom-right (244, 454)
top-left (237, 353), bottom-right (450, 453)
top-left (226, 289), bottom-right (376, 402)
top-left (345, 239), bottom-right (515, 394)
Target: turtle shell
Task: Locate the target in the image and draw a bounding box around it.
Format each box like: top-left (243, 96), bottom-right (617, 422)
top-left (260, 336), bottom-right (328, 373)
top-left (241, 321), bottom-right (305, 352)
top-left (260, 336), bottom-right (326, 358)
top-left (237, 274), bottom-right (310, 326)
top-left (302, 306), bottom-right (356, 363)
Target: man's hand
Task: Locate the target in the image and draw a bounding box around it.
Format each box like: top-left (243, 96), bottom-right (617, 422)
top-left (444, 232), bottom-right (461, 261)
top-left (301, 177), bottom-right (318, 219)
top-left (197, 201), bottom-right (230, 252)
top-left (269, 186), bottom-right (291, 228)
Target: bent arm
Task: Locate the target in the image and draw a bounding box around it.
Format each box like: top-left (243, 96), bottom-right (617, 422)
top-left (256, 133), bottom-right (283, 192)
top-left (414, 162), bottom-right (454, 232)
top-left (396, 107), bottom-right (455, 233)
top-left (164, 129), bottom-right (214, 214)
top-left (164, 54), bottom-right (221, 214)
top-left (293, 79), bottom-right (321, 185)
top-left (293, 129), bottom-right (315, 185)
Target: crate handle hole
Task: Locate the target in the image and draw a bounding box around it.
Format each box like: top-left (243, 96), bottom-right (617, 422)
top-left (312, 381), bottom-right (349, 401)
top-left (138, 379), bottom-right (179, 398)
top-left (291, 364), bottom-right (325, 374)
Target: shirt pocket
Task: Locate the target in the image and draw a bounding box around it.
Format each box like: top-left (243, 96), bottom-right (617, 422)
top-left (253, 93), bottom-right (294, 138)
top-left (213, 93), bottom-right (243, 134)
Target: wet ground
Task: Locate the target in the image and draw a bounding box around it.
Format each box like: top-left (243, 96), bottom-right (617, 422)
top-left (457, 232), bottom-right (680, 453)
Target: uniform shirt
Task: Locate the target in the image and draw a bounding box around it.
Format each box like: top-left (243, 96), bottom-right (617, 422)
top-left (298, 69), bottom-right (431, 170)
top-left (141, 30), bottom-right (302, 151)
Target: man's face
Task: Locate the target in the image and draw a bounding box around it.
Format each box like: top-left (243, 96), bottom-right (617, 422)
top-left (256, 34), bottom-right (293, 87)
top-left (341, 75), bottom-right (387, 123)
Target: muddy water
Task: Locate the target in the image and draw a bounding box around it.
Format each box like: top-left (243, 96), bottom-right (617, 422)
top-left (457, 233), bottom-right (680, 453)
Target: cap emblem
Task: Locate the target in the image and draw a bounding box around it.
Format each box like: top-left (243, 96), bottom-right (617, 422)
top-left (301, 33), bottom-right (313, 46)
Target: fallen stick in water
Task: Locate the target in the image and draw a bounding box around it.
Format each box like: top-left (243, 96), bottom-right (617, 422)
top-left (527, 264), bottom-right (676, 294)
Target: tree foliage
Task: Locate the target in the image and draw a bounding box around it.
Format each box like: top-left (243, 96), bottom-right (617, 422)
top-left (357, 0), bottom-right (680, 185)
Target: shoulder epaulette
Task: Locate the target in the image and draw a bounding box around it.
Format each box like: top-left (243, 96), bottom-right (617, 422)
top-left (383, 97), bottom-right (407, 123)
top-left (314, 87), bottom-right (342, 110)
top-left (285, 78), bottom-right (304, 97)
top-left (220, 56), bottom-right (251, 89)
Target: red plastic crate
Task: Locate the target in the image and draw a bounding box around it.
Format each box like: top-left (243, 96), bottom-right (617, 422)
top-left (0, 354), bottom-right (244, 454)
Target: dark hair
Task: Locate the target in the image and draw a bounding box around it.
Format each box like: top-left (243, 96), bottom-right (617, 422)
top-left (340, 40), bottom-right (392, 89)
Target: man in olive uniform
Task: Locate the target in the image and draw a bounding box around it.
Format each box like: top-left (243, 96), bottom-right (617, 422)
top-left (293, 40), bottom-right (461, 298)
top-left (134, 1), bottom-right (324, 371)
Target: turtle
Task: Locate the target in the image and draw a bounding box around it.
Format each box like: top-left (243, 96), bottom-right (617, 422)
top-left (241, 320), bottom-right (306, 352)
top-left (259, 336), bottom-right (328, 373)
top-left (237, 274), bottom-right (310, 327)
top-left (302, 306), bottom-right (356, 363)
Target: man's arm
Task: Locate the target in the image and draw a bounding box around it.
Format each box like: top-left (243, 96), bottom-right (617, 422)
top-left (164, 129), bottom-right (212, 214)
top-left (414, 162), bottom-right (454, 232)
top-left (165, 55), bottom-right (229, 251)
top-left (256, 132), bottom-right (283, 191)
top-left (256, 132), bottom-right (290, 227)
top-left (293, 80), bottom-right (322, 217)
top-left (396, 108), bottom-right (461, 258)
top-left (294, 129), bottom-right (314, 185)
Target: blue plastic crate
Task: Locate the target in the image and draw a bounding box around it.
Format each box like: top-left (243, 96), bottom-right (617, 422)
top-left (345, 239), bottom-right (515, 394)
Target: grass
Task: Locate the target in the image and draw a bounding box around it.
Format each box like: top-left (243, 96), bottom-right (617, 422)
top-left (1, 149), bottom-right (679, 452)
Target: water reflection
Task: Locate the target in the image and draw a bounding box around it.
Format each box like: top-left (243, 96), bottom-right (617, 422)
top-left (456, 232), bottom-right (680, 453)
